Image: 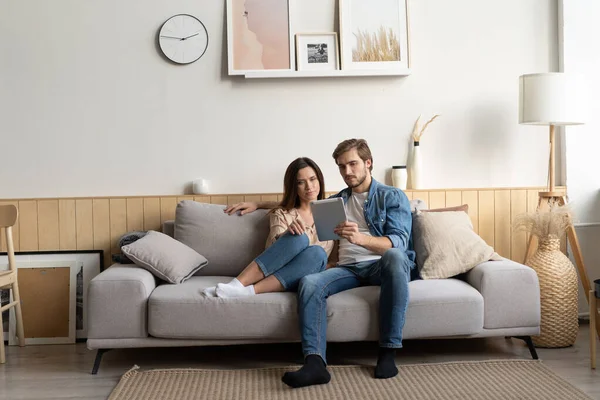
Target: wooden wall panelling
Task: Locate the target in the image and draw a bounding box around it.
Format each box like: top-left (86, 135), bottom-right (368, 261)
top-left (244, 195), bottom-right (262, 203)
top-left (494, 190), bottom-right (511, 258)
top-left (160, 198), bottom-right (177, 224)
top-left (462, 191), bottom-right (479, 234)
top-left (478, 191), bottom-right (495, 247)
top-left (143, 198), bottom-right (161, 231)
top-left (18, 200), bottom-right (38, 251)
top-left (209, 196), bottom-right (227, 205)
top-left (429, 191), bottom-right (446, 209)
top-left (194, 196), bottom-right (210, 203)
top-left (58, 199), bottom-right (76, 250)
top-left (92, 199), bottom-right (110, 267)
top-left (75, 199), bottom-right (94, 250)
top-left (109, 199), bottom-right (127, 257)
top-left (404, 191), bottom-right (413, 200)
top-left (445, 191), bottom-right (462, 207)
top-left (126, 198), bottom-right (144, 232)
top-left (37, 200), bottom-right (60, 251)
top-left (227, 196), bottom-right (244, 206)
top-left (412, 191), bottom-right (429, 207)
top-left (0, 201), bottom-right (20, 252)
top-left (260, 195), bottom-right (278, 202)
top-left (510, 190), bottom-right (527, 262)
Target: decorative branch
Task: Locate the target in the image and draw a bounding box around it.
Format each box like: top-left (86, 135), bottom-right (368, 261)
top-left (412, 114), bottom-right (440, 142)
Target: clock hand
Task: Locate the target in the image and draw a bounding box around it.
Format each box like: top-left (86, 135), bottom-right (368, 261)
top-left (182, 32), bottom-right (201, 40)
top-left (160, 35), bottom-right (184, 40)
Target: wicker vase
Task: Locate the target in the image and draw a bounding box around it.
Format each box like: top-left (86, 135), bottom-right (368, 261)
top-left (526, 235), bottom-right (578, 348)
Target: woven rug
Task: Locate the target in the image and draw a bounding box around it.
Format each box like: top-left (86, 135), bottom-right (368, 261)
top-left (108, 359), bottom-right (592, 400)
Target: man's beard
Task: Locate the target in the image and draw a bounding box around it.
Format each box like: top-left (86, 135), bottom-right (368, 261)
top-left (346, 172), bottom-right (367, 189)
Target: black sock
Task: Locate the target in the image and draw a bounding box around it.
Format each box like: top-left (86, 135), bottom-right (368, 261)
top-left (375, 347), bottom-right (398, 379)
top-left (282, 355), bottom-right (331, 388)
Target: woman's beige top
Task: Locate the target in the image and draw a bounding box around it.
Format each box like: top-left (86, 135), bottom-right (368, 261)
top-left (266, 208), bottom-right (334, 256)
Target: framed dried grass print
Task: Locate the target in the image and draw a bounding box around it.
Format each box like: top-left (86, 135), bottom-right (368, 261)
top-left (339, 0), bottom-right (409, 71)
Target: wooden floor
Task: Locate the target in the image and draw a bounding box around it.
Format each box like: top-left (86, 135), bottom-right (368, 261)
top-left (1, 324), bottom-right (598, 400)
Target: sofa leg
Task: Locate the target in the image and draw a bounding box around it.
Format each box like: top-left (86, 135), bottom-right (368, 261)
top-left (512, 336), bottom-right (539, 360)
top-left (91, 349), bottom-right (111, 375)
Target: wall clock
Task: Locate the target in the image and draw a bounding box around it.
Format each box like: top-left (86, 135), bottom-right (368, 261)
top-left (158, 14), bottom-right (208, 64)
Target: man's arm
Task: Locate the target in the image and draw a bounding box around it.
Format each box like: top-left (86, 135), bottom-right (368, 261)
top-left (381, 190), bottom-right (412, 251)
top-left (334, 223), bottom-right (391, 255)
top-left (224, 201), bottom-right (278, 215)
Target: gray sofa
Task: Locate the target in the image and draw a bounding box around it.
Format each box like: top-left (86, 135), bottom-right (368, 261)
top-left (86, 201), bottom-right (541, 374)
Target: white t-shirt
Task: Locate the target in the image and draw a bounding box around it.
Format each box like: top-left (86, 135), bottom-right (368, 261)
top-left (337, 192), bottom-right (382, 266)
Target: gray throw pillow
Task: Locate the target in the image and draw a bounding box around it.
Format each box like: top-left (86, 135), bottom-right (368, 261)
top-left (121, 230), bottom-right (208, 284)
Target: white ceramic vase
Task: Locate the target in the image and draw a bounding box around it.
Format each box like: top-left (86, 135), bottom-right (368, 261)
top-left (410, 141), bottom-right (422, 189)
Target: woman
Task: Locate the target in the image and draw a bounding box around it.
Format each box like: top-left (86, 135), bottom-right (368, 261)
top-left (203, 157), bottom-right (334, 298)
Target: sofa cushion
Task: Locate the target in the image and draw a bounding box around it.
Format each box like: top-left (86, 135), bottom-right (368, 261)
top-left (413, 210), bottom-right (501, 279)
top-left (147, 276), bottom-right (483, 341)
top-left (174, 201), bottom-right (271, 276)
top-left (121, 231), bottom-right (208, 284)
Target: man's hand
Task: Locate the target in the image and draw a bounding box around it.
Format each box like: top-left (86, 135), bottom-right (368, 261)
top-left (224, 202), bottom-right (258, 215)
top-left (334, 222), bottom-right (368, 246)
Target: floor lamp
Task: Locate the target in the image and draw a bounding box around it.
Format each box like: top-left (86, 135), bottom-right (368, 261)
top-left (519, 72), bottom-right (599, 338)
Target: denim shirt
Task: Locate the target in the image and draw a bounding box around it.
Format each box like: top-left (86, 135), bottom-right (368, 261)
top-left (330, 178), bottom-right (415, 263)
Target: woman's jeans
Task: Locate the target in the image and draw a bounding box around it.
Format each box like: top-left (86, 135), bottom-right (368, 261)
top-left (297, 248), bottom-right (415, 363)
top-left (254, 233), bottom-right (328, 291)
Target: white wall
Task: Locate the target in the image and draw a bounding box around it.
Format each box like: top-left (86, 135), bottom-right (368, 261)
top-left (0, 0), bottom-right (557, 198)
top-left (561, 0), bottom-right (600, 313)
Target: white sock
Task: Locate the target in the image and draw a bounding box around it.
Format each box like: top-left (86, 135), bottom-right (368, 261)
top-left (202, 286), bottom-right (217, 297)
top-left (229, 278), bottom-right (244, 288)
top-left (216, 282), bottom-right (256, 298)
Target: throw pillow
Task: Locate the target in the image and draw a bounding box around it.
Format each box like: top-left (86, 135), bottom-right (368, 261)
top-left (422, 204), bottom-right (469, 213)
top-left (412, 210), bottom-right (501, 279)
top-left (121, 230), bottom-right (208, 284)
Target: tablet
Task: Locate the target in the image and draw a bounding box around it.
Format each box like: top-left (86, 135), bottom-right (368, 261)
top-left (310, 197), bottom-right (347, 241)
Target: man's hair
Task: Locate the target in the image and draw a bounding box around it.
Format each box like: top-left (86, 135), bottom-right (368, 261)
top-left (332, 139), bottom-right (373, 172)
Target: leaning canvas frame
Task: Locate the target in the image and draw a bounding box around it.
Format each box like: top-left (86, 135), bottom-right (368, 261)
top-left (2, 260), bottom-right (78, 345)
top-left (226, 0), bottom-right (295, 75)
top-left (339, 0), bottom-right (410, 71)
top-left (1, 250), bottom-right (103, 342)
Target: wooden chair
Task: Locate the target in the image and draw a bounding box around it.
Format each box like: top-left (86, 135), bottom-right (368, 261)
top-left (0, 205), bottom-right (25, 363)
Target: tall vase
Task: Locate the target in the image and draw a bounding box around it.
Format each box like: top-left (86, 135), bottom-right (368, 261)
top-left (527, 235), bottom-right (578, 348)
top-left (410, 141), bottom-right (422, 189)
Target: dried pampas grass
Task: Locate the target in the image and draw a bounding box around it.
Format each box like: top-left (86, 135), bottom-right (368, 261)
top-left (412, 114), bottom-right (440, 142)
top-left (513, 203), bottom-right (573, 239)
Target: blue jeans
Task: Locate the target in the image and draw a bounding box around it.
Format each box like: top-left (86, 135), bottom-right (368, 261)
top-left (297, 248), bottom-right (415, 363)
top-left (255, 233), bottom-right (328, 291)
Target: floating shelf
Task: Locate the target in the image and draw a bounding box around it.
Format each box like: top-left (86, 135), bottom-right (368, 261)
top-left (243, 69), bottom-right (411, 79)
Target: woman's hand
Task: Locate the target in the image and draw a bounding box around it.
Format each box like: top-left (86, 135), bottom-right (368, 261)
top-left (224, 202), bottom-right (258, 215)
top-left (287, 218), bottom-right (306, 235)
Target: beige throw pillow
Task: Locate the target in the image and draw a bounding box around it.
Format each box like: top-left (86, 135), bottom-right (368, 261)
top-left (413, 210), bottom-right (501, 279)
top-left (121, 230), bottom-right (208, 284)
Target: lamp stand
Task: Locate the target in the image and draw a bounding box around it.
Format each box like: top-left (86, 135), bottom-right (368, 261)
top-left (524, 124), bottom-right (600, 339)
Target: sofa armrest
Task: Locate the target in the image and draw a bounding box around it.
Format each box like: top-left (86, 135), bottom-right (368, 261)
top-left (466, 258), bottom-right (540, 330)
top-left (87, 264), bottom-right (156, 339)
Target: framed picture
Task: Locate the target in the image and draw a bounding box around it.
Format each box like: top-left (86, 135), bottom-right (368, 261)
top-left (295, 33), bottom-right (339, 71)
top-left (1, 250), bottom-right (103, 343)
top-left (227, 0), bottom-right (295, 75)
top-left (339, 0), bottom-right (410, 71)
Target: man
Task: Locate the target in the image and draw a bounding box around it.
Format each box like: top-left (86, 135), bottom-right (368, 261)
top-left (226, 139), bottom-right (414, 388)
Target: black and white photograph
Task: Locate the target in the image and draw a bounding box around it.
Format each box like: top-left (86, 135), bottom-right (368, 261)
top-left (307, 43), bottom-right (328, 64)
top-left (295, 32), bottom-right (339, 71)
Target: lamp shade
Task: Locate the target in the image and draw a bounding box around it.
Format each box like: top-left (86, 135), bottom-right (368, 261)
top-left (519, 72), bottom-right (586, 126)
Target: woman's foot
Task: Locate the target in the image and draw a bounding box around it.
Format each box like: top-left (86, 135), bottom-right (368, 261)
top-left (202, 286), bottom-right (216, 297)
top-left (215, 278), bottom-right (255, 298)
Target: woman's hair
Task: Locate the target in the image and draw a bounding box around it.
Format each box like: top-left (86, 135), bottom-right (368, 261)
top-left (277, 157), bottom-right (326, 210)
top-left (332, 138), bottom-right (373, 172)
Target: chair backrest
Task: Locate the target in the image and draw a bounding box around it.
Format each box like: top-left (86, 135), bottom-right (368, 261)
top-left (0, 205), bottom-right (18, 228)
top-left (0, 205), bottom-right (18, 273)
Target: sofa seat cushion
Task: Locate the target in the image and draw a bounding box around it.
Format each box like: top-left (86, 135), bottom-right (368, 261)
top-left (148, 276), bottom-right (301, 340)
top-left (326, 279), bottom-right (484, 341)
top-left (148, 276), bottom-right (484, 341)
